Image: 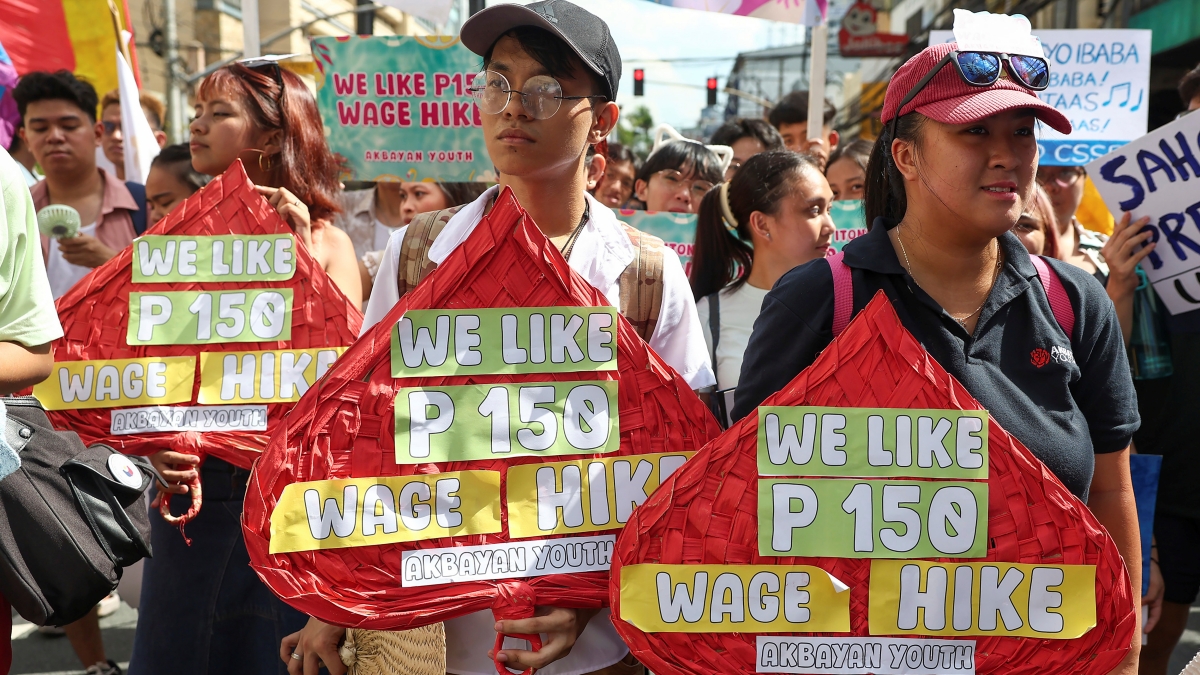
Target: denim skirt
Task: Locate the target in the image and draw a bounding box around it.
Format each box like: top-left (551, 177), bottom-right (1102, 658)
top-left (128, 458), bottom-right (310, 675)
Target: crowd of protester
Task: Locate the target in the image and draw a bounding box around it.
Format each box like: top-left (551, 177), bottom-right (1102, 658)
top-left (1, 1), bottom-right (1199, 673)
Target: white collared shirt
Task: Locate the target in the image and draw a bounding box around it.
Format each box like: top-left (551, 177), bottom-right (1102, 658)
top-left (362, 186), bottom-right (714, 675)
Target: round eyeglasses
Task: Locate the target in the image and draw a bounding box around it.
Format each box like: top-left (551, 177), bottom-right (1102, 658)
top-left (1036, 166), bottom-right (1085, 189)
top-left (467, 70), bottom-right (607, 120)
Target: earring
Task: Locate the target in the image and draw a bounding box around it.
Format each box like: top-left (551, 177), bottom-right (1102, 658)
top-left (258, 152), bottom-right (273, 173)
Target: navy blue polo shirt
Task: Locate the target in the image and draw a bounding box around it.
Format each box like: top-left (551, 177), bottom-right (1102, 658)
top-left (731, 218), bottom-right (1140, 501)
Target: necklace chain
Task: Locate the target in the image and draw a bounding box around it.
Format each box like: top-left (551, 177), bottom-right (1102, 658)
top-left (559, 204), bottom-right (589, 261)
top-left (895, 228), bottom-right (1002, 329)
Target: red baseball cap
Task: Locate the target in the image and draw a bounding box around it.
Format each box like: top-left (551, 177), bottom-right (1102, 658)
top-left (880, 42), bottom-right (1071, 134)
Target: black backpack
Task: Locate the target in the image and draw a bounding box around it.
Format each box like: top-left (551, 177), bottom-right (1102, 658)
top-left (125, 181), bottom-right (148, 235)
top-left (0, 396), bottom-right (156, 626)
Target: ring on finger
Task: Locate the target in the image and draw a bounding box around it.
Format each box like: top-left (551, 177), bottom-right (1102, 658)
top-left (291, 652), bottom-right (302, 660)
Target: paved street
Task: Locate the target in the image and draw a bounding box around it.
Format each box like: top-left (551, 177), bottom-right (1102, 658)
top-left (8, 598), bottom-right (1200, 674)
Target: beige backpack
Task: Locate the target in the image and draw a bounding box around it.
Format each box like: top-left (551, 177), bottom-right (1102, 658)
top-left (397, 205), bottom-right (667, 342)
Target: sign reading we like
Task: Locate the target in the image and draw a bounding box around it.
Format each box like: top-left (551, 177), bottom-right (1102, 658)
top-left (611, 296), bottom-right (1129, 675)
top-left (312, 35), bottom-right (495, 183)
top-left (1087, 110), bottom-right (1200, 314)
top-left (34, 163), bottom-right (361, 469)
top-left (257, 190), bottom-right (720, 621)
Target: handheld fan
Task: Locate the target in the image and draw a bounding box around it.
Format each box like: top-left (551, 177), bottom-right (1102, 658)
top-left (36, 204), bottom-right (81, 239)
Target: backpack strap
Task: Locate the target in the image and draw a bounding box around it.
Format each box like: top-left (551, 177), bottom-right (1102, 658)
top-left (125, 181), bottom-right (148, 235)
top-left (1029, 253), bottom-right (1076, 341)
top-left (829, 250), bottom-right (1076, 342)
top-left (617, 223), bottom-right (665, 343)
top-left (396, 206), bottom-right (463, 298)
top-left (829, 251), bottom-right (854, 338)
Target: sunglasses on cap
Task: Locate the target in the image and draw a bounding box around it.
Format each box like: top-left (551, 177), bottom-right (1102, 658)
top-left (890, 50), bottom-right (1051, 141)
top-left (236, 55), bottom-right (300, 106)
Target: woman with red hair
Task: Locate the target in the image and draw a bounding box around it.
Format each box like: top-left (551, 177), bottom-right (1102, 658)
top-left (188, 60), bottom-right (361, 304)
top-left (129, 60), bottom-right (359, 675)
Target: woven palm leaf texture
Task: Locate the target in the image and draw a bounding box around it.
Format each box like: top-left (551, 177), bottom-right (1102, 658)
top-left (243, 187), bottom-right (721, 630)
top-left (40, 160), bottom-right (363, 471)
top-left (610, 292), bottom-right (1136, 675)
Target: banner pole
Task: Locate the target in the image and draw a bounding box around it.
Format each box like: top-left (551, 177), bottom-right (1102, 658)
top-left (807, 23), bottom-right (828, 141)
top-left (243, 0), bottom-right (261, 58)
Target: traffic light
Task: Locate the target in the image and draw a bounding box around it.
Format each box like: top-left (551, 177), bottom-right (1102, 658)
top-left (634, 69), bottom-right (645, 97)
top-left (707, 77), bottom-right (718, 106)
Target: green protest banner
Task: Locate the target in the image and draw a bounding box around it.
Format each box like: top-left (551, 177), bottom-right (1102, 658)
top-left (127, 289), bottom-right (293, 345)
top-left (830, 200), bottom-right (867, 253)
top-left (311, 35), bottom-right (495, 183)
top-left (394, 380), bottom-right (619, 464)
top-left (613, 209), bottom-right (696, 275)
top-left (390, 307), bottom-right (619, 378)
top-left (757, 406), bottom-right (988, 479)
top-left (758, 478), bottom-right (988, 558)
top-left (132, 235), bottom-right (297, 283)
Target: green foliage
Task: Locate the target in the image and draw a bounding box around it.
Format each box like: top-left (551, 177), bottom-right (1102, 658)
top-left (617, 105), bottom-right (655, 160)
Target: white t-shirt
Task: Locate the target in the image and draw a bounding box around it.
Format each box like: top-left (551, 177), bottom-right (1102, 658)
top-left (361, 187), bottom-right (715, 675)
top-left (373, 218), bottom-right (395, 252)
top-left (695, 282), bottom-right (770, 393)
top-left (46, 223), bottom-right (97, 299)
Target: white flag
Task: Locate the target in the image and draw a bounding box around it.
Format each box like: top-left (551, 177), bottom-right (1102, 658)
top-left (116, 47), bottom-right (160, 184)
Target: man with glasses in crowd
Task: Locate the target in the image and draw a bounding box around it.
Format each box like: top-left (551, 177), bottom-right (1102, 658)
top-left (98, 88), bottom-right (168, 182)
top-left (282, 3), bottom-right (713, 674)
top-left (1036, 164), bottom-right (1108, 282)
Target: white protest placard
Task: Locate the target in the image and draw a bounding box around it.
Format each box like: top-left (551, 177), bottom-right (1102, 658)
top-left (929, 29), bottom-right (1151, 166)
top-left (1086, 111), bottom-right (1200, 315)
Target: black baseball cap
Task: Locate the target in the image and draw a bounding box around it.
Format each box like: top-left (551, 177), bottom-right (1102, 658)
top-left (460, 0), bottom-right (622, 101)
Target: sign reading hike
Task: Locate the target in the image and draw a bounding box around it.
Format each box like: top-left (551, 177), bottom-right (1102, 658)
top-left (609, 293), bottom-right (1137, 675)
top-left (243, 188), bottom-right (721, 631)
top-left (33, 161), bottom-right (362, 477)
top-left (312, 35), bottom-right (495, 183)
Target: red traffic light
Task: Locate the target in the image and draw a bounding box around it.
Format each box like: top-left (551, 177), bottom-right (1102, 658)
top-left (706, 77), bottom-right (718, 106)
top-left (634, 68), bottom-right (645, 96)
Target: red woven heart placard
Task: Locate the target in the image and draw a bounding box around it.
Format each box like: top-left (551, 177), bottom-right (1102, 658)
top-left (39, 160), bottom-right (363, 470)
top-left (610, 292), bottom-right (1135, 675)
top-left (242, 187), bottom-right (721, 629)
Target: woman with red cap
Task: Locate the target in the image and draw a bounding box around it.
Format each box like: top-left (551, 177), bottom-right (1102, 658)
top-left (733, 39), bottom-right (1143, 673)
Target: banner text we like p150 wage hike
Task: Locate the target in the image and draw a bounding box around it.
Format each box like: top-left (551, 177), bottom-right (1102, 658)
top-left (312, 35), bottom-right (496, 183)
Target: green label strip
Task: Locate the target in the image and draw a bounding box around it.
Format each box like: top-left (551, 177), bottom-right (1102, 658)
top-left (127, 289), bottom-right (294, 345)
top-left (132, 235), bottom-right (297, 283)
top-left (394, 380), bottom-right (619, 464)
top-left (759, 478), bottom-right (988, 559)
top-left (757, 406), bottom-right (988, 479)
top-left (390, 307), bottom-right (618, 378)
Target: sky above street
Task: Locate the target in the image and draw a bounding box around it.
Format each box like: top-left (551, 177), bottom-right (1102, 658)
top-left (486, 0), bottom-right (807, 130)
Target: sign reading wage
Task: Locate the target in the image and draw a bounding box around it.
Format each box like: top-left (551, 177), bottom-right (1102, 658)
top-left (609, 293), bottom-right (1137, 675)
top-left (243, 188), bottom-right (721, 631)
top-left (33, 161), bottom-right (362, 476)
top-left (312, 35), bottom-right (495, 183)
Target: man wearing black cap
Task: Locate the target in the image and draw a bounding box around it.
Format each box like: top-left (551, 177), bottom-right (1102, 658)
top-left (282, 3), bottom-right (714, 675)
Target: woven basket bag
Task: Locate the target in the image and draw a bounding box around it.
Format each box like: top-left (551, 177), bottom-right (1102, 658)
top-left (338, 624), bottom-right (446, 675)
top-left (243, 187), bottom-right (721, 629)
top-left (610, 292), bottom-right (1137, 675)
top-left (38, 161), bottom-right (362, 519)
